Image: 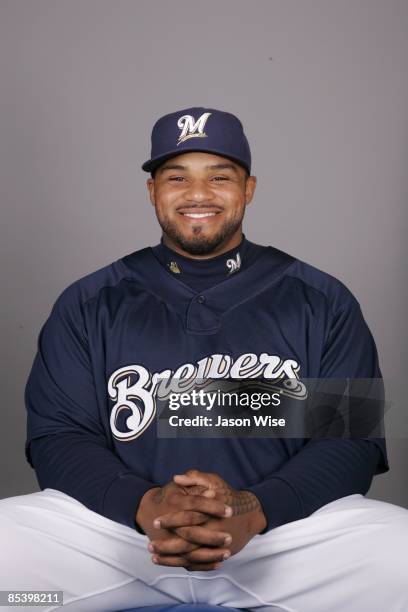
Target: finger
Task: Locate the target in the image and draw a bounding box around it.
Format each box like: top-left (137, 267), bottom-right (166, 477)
top-left (151, 554), bottom-right (189, 568)
top-left (174, 474), bottom-right (212, 488)
top-left (182, 495), bottom-right (232, 518)
top-left (174, 525), bottom-right (233, 547)
top-left (149, 537), bottom-right (200, 555)
top-left (202, 489), bottom-right (216, 498)
top-left (184, 547), bottom-right (231, 564)
top-left (153, 510), bottom-right (209, 529)
top-left (154, 498), bottom-right (231, 529)
top-left (181, 484), bottom-right (215, 498)
top-left (152, 554), bottom-right (222, 571)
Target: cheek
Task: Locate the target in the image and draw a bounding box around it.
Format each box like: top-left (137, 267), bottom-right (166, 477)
top-left (154, 197), bottom-right (174, 219)
top-left (222, 188), bottom-right (246, 207)
top-left (155, 205), bottom-right (170, 224)
top-left (226, 198), bottom-right (246, 219)
top-left (154, 188), bottom-right (181, 211)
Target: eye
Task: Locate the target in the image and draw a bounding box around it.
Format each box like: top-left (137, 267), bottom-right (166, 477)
top-left (212, 176), bottom-right (229, 182)
top-left (168, 176), bottom-right (186, 182)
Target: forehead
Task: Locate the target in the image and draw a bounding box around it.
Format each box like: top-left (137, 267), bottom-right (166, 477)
top-left (158, 151), bottom-right (243, 173)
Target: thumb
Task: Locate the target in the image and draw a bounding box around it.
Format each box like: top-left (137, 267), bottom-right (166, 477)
top-left (173, 473), bottom-right (215, 496)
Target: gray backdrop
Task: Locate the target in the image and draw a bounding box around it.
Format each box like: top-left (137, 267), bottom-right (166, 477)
top-left (1, 0), bottom-right (407, 506)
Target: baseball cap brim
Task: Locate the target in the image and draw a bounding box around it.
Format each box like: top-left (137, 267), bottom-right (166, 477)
top-left (142, 148), bottom-right (250, 175)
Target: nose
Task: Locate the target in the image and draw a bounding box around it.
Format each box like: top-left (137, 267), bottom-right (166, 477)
top-left (184, 179), bottom-right (214, 204)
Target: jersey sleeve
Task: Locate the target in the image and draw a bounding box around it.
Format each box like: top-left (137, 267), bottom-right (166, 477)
top-left (246, 287), bottom-right (389, 533)
top-left (24, 286), bottom-right (158, 532)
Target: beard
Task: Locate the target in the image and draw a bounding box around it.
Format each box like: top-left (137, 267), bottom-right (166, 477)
top-left (157, 212), bottom-right (244, 256)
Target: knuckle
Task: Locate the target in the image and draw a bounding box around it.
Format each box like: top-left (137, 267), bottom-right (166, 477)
top-left (183, 527), bottom-right (194, 540)
top-left (168, 491), bottom-right (178, 504)
top-left (187, 469), bottom-right (200, 476)
top-left (172, 541), bottom-right (184, 554)
top-left (184, 510), bottom-right (195, 522)
top-left (174, 526), bottom-right (185, 538)
top-left (186, 549), bottom-right (211, 563)
top-left (176, 525), bottom-right (192, 540)
top-left (190, 496), bottom-right (201, 509)
top-left (185, 497), bottom-right (198, 510)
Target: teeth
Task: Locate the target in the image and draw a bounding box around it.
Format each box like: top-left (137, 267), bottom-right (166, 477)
top-left (182, 212), bottom-right (217, 218)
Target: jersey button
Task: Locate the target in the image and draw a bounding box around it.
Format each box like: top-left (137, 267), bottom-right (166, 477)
top-left (196, 294), bottom-right (206, 304)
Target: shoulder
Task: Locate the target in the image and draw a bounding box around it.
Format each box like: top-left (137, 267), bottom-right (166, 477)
top-left (253, 237), bottom-right (360, 316)
top-left (51, 247), bottom-right (150, 316)
top-left (283, 254), bottom-right (360, 315)
top-left (247, 241), bottom-right (366, 341)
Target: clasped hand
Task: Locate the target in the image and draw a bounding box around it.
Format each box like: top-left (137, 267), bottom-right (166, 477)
top-left (136, 470), bottom-right (266, 572)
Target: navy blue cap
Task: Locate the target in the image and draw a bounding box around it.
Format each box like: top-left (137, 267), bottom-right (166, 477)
top-left (142, 107), bottom-right (251, 174)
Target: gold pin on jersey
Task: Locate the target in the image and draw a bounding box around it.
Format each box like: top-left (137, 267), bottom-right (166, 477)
top-left (168, 261), bottom-right (181, 274)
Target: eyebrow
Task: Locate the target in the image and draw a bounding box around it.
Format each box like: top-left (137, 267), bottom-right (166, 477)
top-left (159, 164), bottom-right (187, 173)
top-left (159, 162), bottom-right (240, 174)
top-left (208, 163), bottom-right (239, 174)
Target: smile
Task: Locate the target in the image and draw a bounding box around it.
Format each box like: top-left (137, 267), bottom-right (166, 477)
top-left (181, 212), bottom-right (218, 219)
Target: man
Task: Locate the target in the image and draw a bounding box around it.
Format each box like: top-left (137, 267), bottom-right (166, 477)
top-left (0, 107), bottom-right (407, 612)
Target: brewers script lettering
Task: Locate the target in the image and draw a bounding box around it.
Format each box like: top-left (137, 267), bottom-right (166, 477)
top-left (107, 352), bottom-right (304, 441)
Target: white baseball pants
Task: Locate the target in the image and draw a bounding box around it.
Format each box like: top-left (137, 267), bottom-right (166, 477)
top-left (0, 488), bottom-right (407, 612)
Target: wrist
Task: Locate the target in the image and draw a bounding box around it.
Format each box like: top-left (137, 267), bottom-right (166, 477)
top-left (244, 491), bottom-right (267, 535)
top-left (135, 486), bottom-right (161, 533)
top-left (251, 507), bottom-right (267, 535)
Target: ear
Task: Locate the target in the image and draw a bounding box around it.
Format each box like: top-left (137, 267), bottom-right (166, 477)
top-left (245, 175), bottom-right (257, 205)
top-left (147, 177), bottom-right (156, 206)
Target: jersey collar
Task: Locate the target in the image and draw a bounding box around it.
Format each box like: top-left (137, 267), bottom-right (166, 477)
top-left (121, 241), bottom-right (296, 335)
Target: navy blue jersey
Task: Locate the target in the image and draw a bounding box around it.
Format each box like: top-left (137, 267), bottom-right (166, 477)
top-left (25, 238), bottom-right (389, 533)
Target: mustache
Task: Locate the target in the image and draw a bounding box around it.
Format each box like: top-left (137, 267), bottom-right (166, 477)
top-left (177, 204), bottom-right (223, 212)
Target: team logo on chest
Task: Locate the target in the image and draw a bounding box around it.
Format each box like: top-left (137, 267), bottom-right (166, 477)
top-left (177, 112), bottom-right (212, 145)
top-left (107, 352), bottom-right (304, 441)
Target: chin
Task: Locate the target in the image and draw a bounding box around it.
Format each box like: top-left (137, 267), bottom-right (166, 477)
top-left (177, 237), bottom-right (221, 256)
top-left (160, 216), bottom-right (242, 256)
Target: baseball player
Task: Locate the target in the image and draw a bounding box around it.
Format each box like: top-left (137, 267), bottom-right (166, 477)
top-left (0, 107), bottom-right (407, 612)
